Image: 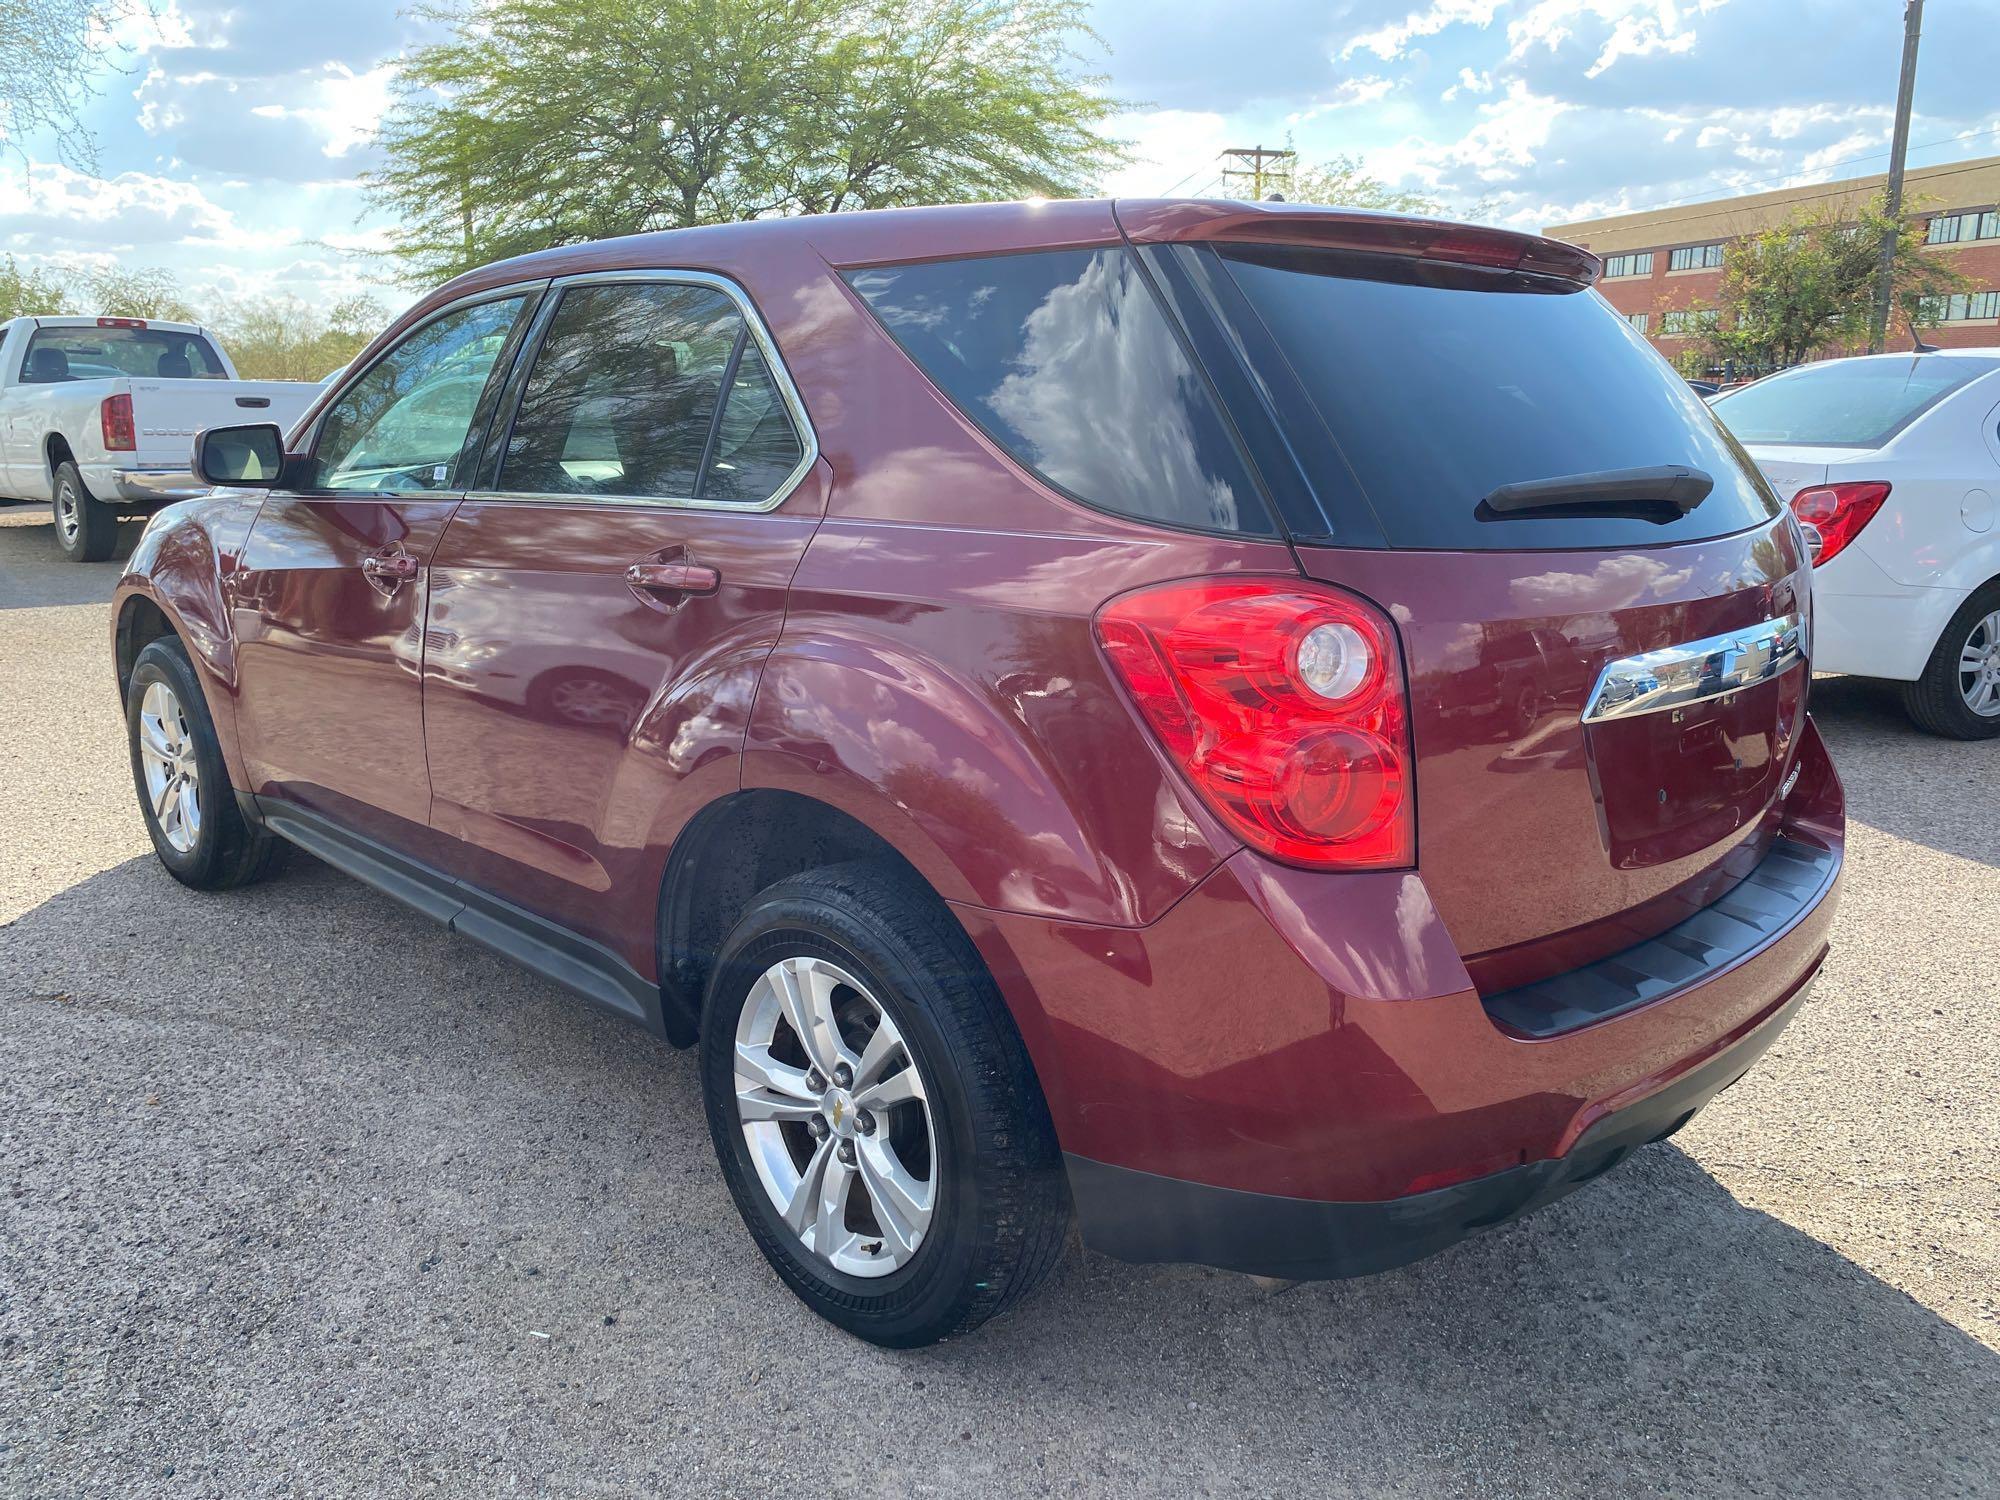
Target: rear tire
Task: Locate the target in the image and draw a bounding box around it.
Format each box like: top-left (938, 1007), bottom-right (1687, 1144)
top-left (52, 461), bottom-right (117, 563)
top-left (699, 861), bottom-right (1069, 1347)
top-left (127, 637), bottom-right (287, 889)
top-left (1901, 581), bottom-right (2000, 739)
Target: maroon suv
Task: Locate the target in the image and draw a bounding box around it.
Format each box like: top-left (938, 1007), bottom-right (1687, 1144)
top-left (113, 199), bottom-right (1844, 1346)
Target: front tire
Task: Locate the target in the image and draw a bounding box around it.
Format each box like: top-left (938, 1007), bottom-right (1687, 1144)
top-left (52, 461), bottom-right (118, 563)
top-left (699, 861), bottom-right (1069, 1347)
top-left (127, 637), bottom-right (286, 889)
top-left (1901, 581), bottom-right (2000, 739)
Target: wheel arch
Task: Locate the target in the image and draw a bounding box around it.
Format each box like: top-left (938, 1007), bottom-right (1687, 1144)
top-left (658, 787), bottom-right (945, 1037)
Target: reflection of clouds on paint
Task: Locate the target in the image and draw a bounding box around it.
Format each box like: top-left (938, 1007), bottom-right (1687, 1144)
top-left (985, 253), bottom-right (1240, 532)
top-left (1509, 554), bottom-right (1694, 613)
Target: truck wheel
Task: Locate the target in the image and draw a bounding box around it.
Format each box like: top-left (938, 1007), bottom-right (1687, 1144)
top-left (1901, 580), bottom-right (2000, 740)
top-left (127, 637), bottom-right (287, 889)
top-left (52, 461), bottom-right (118, 563)
top-left (699, 861), bottom-right (1070, 1347)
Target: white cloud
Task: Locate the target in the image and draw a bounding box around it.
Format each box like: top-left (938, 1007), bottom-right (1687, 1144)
top-left (0, 160), bottom-right (237, 249)
top-left (218, 62), bottom-right (395, 159)
top-left (1099, 109), bottom-right (1232, 197)
top-left (1341, 1), bottom-right (1507, 62)
top-left (1504, 0), bottom-right (1726, 77)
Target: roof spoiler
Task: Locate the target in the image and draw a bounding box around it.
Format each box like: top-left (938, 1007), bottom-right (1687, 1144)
top-left (1115, 200), bottom-right (1602, 287)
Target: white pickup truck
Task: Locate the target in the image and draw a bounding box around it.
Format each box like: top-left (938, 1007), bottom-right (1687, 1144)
top-left (0, 315), bottom-right (321, 561)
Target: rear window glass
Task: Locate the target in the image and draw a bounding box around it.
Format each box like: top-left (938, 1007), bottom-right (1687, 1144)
top-left (847, 248), bottom-right (1275, 536)
top-left (1711, 356), bottom-right (2000, 447)
top-left (1215, 244), bottom-right (1777, 549)
top-left (22, 325), bottom-right (226, 382)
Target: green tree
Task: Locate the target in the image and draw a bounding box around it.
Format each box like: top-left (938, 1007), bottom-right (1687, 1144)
top-left (0, 254), bottom-right (73, 318)
top-left (1282, 155), bottom-right (1446, 216)
top-left (80, 263), bottom-right (198, 321)
top-left (1, 0), bottom-right (148, 168)
top-left (1694, 195), bottom-right (1968, 372)
top-left (212, 292), bottom-right (387, 380)
top-left (366, 0), bottom-right (1126, 285)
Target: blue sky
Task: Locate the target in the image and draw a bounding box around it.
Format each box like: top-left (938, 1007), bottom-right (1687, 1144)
top-left (4, 0), bottom-right (1998, 319)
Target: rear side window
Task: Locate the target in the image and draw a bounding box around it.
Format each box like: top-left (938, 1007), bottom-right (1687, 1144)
top-left (1712, 356), bottom-right (2000, 447)
top-left (1213, 244), bottom-right (1778, 549)
top-left (494, 279), bottom-right (807, 505)
top-left (847, 249), bottom-right (1275, 536)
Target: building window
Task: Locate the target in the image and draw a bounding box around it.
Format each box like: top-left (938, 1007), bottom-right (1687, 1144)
top-left (1919, 290), bottom-right (2000, 322)
top-left (1925, 210), bottom-right (2000, 246)
top-left (1603, 252), bottom-right (1654, 279)
top-left (1660, 309), bottom-right (1719, 336)
top-left (1626, 312), bottom-right (1650, 333)
top-left (1668, 243), bottom-right (1725, 272)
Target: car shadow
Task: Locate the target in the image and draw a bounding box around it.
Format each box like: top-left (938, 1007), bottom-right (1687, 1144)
top-left (1810, 673), bottom-right (2000, 868)
top-left (0, 508), bottom-right (142, 609)
top-left (5, 854), bottom-right (1996, 1495)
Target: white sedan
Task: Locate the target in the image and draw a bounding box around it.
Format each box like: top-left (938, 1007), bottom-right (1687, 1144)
top-left (1712, 350), bottom-right (2000, 738)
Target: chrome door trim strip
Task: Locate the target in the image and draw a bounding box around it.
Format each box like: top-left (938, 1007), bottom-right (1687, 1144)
top-left (1581, 612), bottom-right (1806, 724)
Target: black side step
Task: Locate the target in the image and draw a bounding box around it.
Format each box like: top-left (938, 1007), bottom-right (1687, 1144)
top-left (251, 796), bottom-right (694, 1045)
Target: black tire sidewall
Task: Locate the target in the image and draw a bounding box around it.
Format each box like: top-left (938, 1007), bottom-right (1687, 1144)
top-left (1909, 582), bottom-right (2000, 739)
top-left (127, 640), bottom-right (235, 883)
top-left (53, 462), bottom-right (116, 563)
top-left (699, 891), bottom-right (990, 1344)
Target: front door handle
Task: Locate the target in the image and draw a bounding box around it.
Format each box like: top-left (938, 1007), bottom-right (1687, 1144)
top-left (362, 551), bottom-right (421, 585)
top-left (625, 561), bottom-right (720, 597)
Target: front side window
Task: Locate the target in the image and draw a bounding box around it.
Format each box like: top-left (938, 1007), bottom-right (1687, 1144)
top-left (312, 296), bottom-right (529, 493)
top-left (497, 281), bottom-right (803, 503)
top-left (847, 248), bottom-right (1273, 535)
top-left (22, 325), bottom-right (226, 383)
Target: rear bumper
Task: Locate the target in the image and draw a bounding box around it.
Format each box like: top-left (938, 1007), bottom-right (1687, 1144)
top-left (1065, 969), bottom-right (1813, 1279)
top-left (1811, 550), bottom-right (1966, 682)
top-left (958, 717), bottom-right (1845, 1277)
top-left (83, 463), bottom-right (208, 507)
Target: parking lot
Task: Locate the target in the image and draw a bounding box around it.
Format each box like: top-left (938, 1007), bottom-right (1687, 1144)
top-left (1, 503), bottom-right (1996, 1497)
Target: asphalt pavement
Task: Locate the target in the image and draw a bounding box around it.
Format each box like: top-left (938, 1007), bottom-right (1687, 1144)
top-left (2, 504), bottom-right (1996, 1497)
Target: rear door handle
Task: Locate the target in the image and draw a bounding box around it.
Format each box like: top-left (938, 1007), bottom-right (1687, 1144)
top-left (625, 561), bottom-right (720, 597)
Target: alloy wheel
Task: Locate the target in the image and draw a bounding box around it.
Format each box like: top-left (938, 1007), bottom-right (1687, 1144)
top-left (55, 480), bottom-right (80, 547)
top-left (1958, 609), bottom-right (2000, 717)
top-left (138, 681), bottom-right (203, 852)
top-left (732, 955), bottom-right (937, 1278)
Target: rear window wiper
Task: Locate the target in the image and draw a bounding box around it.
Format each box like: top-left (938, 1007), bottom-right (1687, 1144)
top-left (1479, 464), bottom-right (1714, 523)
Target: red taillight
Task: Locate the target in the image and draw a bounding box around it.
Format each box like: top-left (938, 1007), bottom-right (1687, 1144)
top-left (1789, 482), bottom-right (1890, 566)
top-left (97, 316), bottom-right (147, 329)
top-left (100, 393), bottom-right (136, 452)
top-left (1095, 578), bottom-right (1414, 869)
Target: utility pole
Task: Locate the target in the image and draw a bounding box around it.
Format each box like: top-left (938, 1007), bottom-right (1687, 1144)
top-left (1220, 147), bottom-right (1296, 202)
top-left (1869, 0), bottom-right (1923, 353)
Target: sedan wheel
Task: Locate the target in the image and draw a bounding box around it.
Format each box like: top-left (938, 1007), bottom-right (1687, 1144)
top-left (732, 955), bottom-right (936, 1278)
top-left (1956, 608), bottom-right (2000, 718)
top-left (136, 680), bottom-right (203, 853)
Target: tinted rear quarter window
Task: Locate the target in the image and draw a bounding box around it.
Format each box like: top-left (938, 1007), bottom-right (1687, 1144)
top-left (1711, 356), bottom-right (2000, 447)
top-left (1213, 243), bottom-right (1778, 549)
top-left (848, 248), bottom-right (1274, 536)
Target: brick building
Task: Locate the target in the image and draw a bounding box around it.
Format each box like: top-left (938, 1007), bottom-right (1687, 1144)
top-left (1546, 154), bottom-right (2000, 367)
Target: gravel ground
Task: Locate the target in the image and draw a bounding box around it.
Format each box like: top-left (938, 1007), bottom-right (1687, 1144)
top-left (2, 505), bottom-right (1996, 1498)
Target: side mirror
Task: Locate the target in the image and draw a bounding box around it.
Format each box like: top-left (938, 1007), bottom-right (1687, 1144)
top-left (193, 423), bottom-right (287, 487)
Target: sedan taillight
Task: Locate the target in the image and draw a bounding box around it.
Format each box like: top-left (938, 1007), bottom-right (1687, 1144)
top-left (1789, 481), bottom-right (1889, 566)
top-left (100, 393), bottom-right (136, 452)
top-left (1095, 578), bottom-right (1414, 869)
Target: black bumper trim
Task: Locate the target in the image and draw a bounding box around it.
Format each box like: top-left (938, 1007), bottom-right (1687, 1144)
top-left (1481, 836), bottom-right (1838, 1038)
top-left (1065, 972), bottom-right (1818, 1280)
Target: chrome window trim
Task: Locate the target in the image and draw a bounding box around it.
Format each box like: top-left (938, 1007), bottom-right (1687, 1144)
top-left (1581, 613), bottom-right (1807, 725)
top-left (465, 267), bottom-right (819, 516)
